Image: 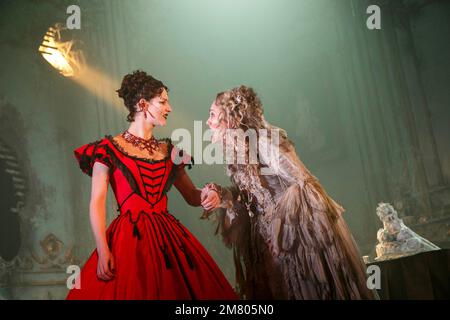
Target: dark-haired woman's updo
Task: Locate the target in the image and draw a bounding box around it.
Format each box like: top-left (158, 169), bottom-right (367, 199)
top-left (116, 70), bottom-right (168, 122)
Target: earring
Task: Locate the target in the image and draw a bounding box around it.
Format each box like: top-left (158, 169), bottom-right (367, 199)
top-left (138, 102), bottom-right (148, 119)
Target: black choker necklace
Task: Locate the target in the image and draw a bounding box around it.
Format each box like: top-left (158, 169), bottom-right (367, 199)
top-left (121, 130), bottom-right (159, 154)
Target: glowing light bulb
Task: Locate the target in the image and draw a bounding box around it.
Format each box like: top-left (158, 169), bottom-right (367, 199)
top-left (38, 24), bottom-right (83, 77)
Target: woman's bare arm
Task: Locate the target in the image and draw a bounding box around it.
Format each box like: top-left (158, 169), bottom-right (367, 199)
top-left (90, 162), bottom-right (115, 280)
top-left (90, 162), bottom-right (109, 250)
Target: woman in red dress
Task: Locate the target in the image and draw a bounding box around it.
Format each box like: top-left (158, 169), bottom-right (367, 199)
top-left (66, 70), bottom-right (238, 300)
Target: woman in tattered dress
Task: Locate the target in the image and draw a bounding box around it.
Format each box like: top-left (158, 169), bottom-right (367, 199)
top-left (203, 85), bottom-right (376, 300)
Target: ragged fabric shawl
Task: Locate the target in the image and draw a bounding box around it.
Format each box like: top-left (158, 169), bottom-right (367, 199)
top-left (214, 134), bottom-right (377, 300)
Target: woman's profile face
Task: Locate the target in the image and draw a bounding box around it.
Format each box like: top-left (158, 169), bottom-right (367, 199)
top-left (207, 102), bottom-right (227, 143)
top-left (143, 88), bottom-right (172, 126)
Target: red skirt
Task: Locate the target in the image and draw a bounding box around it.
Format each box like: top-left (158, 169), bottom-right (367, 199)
top-left (66, 210), bottom-right (239, 300)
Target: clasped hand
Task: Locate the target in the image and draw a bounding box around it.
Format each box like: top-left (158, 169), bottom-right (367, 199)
top-left (200, 186), bottom-right (221, 212)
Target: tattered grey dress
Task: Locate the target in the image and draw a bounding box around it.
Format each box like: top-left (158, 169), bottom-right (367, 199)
top-left (215, 136), bottom-right (376, 299)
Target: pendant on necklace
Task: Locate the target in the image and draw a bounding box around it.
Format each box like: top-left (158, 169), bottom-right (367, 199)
top-left (245, 202), bottom-right (255, 218)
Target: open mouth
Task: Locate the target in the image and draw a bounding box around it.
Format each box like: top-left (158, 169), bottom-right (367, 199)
top-left (162, 113), bottom-right (168, 119)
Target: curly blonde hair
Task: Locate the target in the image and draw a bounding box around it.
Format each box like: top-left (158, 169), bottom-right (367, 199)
top-left (214, 85), bottom-right (292, 192)
top-left (214, 85), bottom-right (290, 146)
top-left (214, 85), bottom-right (265, 130)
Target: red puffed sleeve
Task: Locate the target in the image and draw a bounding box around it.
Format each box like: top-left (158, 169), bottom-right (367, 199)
top-left (73, 139), bottom-right (113, 176)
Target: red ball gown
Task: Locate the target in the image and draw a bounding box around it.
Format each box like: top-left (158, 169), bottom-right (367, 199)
top-left (66, 135), bottom-right (238, 300)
